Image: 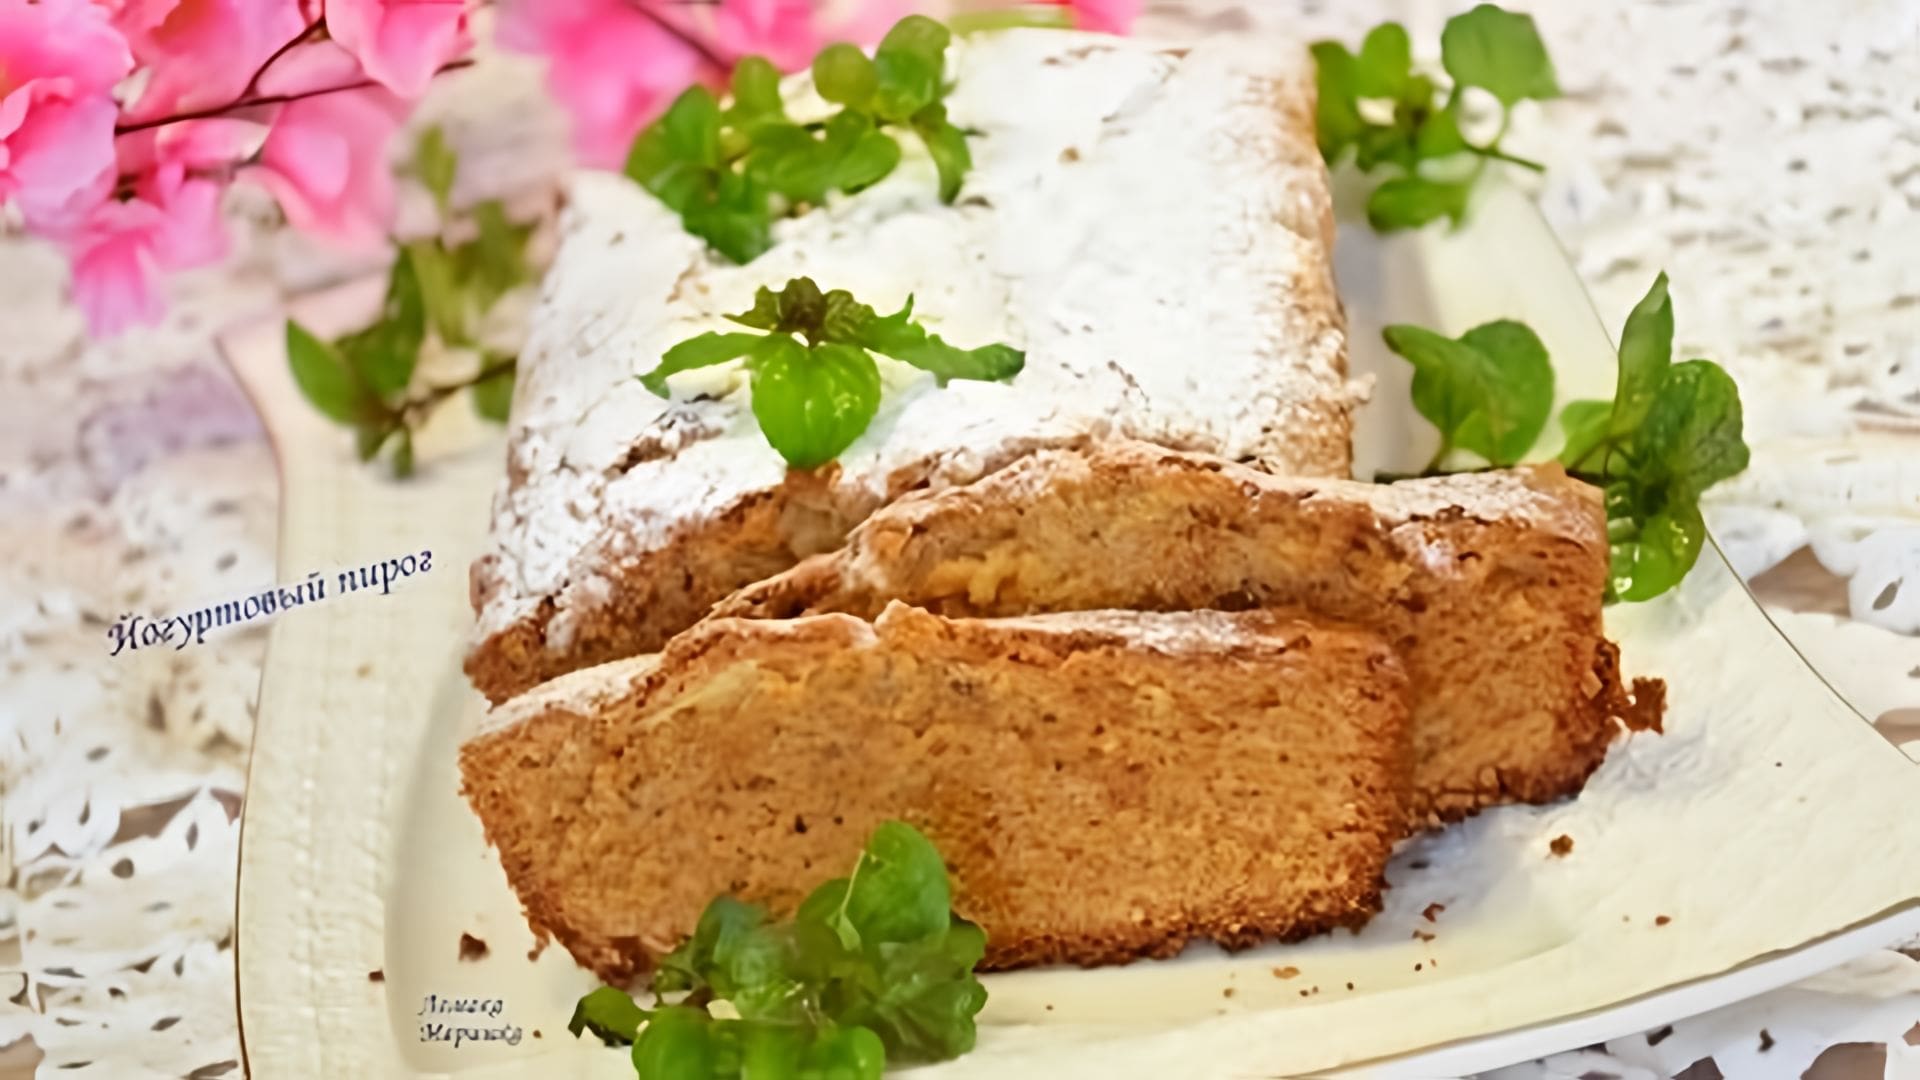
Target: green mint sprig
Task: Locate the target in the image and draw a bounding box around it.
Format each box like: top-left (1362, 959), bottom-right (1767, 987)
top-left (288, 128), bottom-right (533, 477)
top-left (569, 821), bottom-right (989, 1080)
top-left (639, 277), bottom-right (1023, 469)
top-left (1383, 272), bottom-right (1750, 603)
top-left (626, 16), bottom-right (972, 265)
top-left (1313, 4), bottom-right (1558, 232)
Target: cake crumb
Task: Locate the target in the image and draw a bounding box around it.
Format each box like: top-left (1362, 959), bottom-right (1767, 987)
top-left (532, 1030), bottom-right (542, 1039)
top-left (1045, 1004), bottom-right (1054, 1012)
top-left (1549, 834), bottom-right (1574, 857)
top-left (1421, 903), bottom-right (1445, 922)
top-left (1412, 929), bottom-right (1436, 942)
top-left (459, 933), bottom-right (489, 962)
top-left (1272, 966), bottom-right (1300, 979)
top-left (1655, 915), bottom-right (1672, 926)
top-left (1345, 982), bottom-right (1354, 991)
top-left (1759, 1029), bottom-right (1775, 1052)
top-left (1222, 987), bottom-right (1235, 999)
top-left (367, 969), bottom-right (384, 983)
top-left (1648, 1025), bottom-right (1674, 1046)
top-left (1414, 963), bottom-right (1423, 972)
top-left (356, 663), bottom-right (373, 678)
top-left (1298, 989), bottom-right (1309, 998)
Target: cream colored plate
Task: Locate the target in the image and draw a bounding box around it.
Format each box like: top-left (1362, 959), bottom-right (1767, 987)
top-left (232, 178), bottom-right (1920, 1079)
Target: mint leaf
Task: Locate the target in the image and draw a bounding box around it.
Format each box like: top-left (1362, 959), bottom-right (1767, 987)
top-left (1354, 22), bottom-right (1412, 99)
top-left (1556, 398), bottom-right (1613, 472)
top-left (1632, 359), bottom-right (1749, 494)
top-left (1441, 4), bottom-right (1560, 107)
top-left (912, 105), bottom-right (971, 203)
top-left (1366, 175), bottom-right (1472, 231)
top-left (1607, 488), bottom-right (1705, 603)
top-left (1308, 42), bottom-right (1364, 162)
top-left (749, 337), bottom-right (881, 469)
top-left (567, 987), bottom-right (647, 1046)
top-left (802, 1026), bottom-right (887, 1080)
top-left (413, 126), bottom-right (456, 216)
top-left (852, 924), bottom-right (989, 1062)
top-left (872, 17), bottom-right (950, 123)
top-left (842, 821), bottom-right (952, 944)
top-left (470, 361), bottom-right (515, 422)
top-left (631, 1005), bottom-right (721, 1077)
top-left (1382, 319), bottom-right (1553, 466)
top-left (684, 170), bottom-right (772, 264)
top-left (730, 56), bottom-right (785, 122)
top-left (727, 286), bottom-right (783, 331)
top-left (752, 122), bottom-right (837, 205)
top-left (286, 321), bottom-right (376, 424)
top-left (815, 43), bottom-right (879, 107)
top-left (639, 331), bottom-right (763, 397)
top-left (1609, 271), bottom-right (1675, 438)
top-left (856, 299), bottom-right (1024, 384)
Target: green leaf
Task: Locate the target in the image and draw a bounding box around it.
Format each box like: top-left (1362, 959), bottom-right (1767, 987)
top-left (1609, 271), bottom-right (1674, 438)
top-left (815, 43), bottom-right (879, 107)
top-left (775, 276), bottom-right (828, 334)
top-left (727, 286), bottom-right (783, 330)
top-left (749, 337), bottom-right (882, 469)
top-left (823, 110), bottom-right (901, 193)
top-left (1381, 319), bottom-right (1554, 466)
top-left (631, 1005), bottom-right (720, 1078)
top-left (820, 288), bottom-right (878, 344)
top-left (912, 105), bottom-right (971, 203)
top-left (405, 240), bottom-right (466, 346)
top-left (567, 987), bottom-right (647, 1046)
top-left (1353, 23), bottom-right (1412, 99)
top-left (471, 361), bottom-right (515, 422)
top-left (1441, 4), bottom-right (1560, 107)
top-left (1308, 41), bottom-right (1364, 162)
top-left (730, 55), bottom-right (785, 120)
top-left (1631, 359), bottom-right (1749, 494)
top-left (1365, 175), bottom-right (1473, 231)
top-left (336, 253), bottom-right (429, 401)
top-left (803, 1025), bottom-right (887, 1080)
top-left (656, 896), bottom-right (768, 994)
top-left (685, 170), bottom-right (773, 264)
top-left (856, 299), bottom-right (1024, 385)
top-left (1556, 398), bottom-right (1613, 471)
top-left (354, 423), bottom-right (391, 462)
top-left (461, 201), bottom-right (533, 309)
top-left (842, 821), bottom-right (952, 945)
top-left (738, 1021), bottom-right (809, 1080)
top-left (390, 427), bottom-right (415, 478)
top-left (286, 321), bottom-right (376, 425)
top-left (1607, 490), bottom-right (1705, 603)
top-left (413, 125), bottom-right (457, 216)
top-left (662, 85), bottom-right (724, 168)
top-left (850, 925), bottom-right (988, 1062)
top-left (871, 16), bottom-right (952, 125)
top-left (878, 14), bottom-right (951, 72)
top-left (1414, 102), bottom-right (1470, 159)
top-left (752, 123), bottom-right (838, 205)
top-left (638, 331), bottom-right (763, 397)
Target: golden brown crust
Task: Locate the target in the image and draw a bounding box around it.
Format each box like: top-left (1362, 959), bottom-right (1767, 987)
top-left (706, 441), bottom-right (1645, 823)
top-left (461, 605), bottom-right (1408, 980)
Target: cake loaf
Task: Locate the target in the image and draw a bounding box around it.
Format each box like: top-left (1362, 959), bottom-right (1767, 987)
top-left (467, 30), bottom-right (1362, 703)
top-left (459, 603), bottom-right (1409, 980)
top-left (712, 441), bottom-right (1653, 824)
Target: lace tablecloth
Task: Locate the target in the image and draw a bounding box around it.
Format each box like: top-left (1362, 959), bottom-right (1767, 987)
top-left (3, 2), bottom-right (1917, 1077)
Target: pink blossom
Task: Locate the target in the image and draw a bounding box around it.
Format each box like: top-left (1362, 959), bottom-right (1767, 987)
top-left (111, 0), bottom-right (308, 119)
top-left (244, 54), bottom-right (407, 251)
top-left (498, 0), bottom-right (714, 169)
top-left (326, 0), bottom-right (473, 99)
top-left (0, 0), bottom-right (133, 220)
top-left (1056, 0), bottom-right (1139, 34)
top-left (710, 0), bottom-right (829, 71)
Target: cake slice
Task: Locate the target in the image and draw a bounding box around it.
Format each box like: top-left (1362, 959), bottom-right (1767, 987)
top-left (711, 441), bottom-right (1655, 824)
top-left (467, 29), bottom-right (1361, 704)
top-left (459, 603), bottom-right (1409, 980)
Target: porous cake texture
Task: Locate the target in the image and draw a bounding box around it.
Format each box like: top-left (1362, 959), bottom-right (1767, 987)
top-left (712, 441), bottom-right (1644, 823)
top-left (459, 604), bottom-right (1409, 980)
top-left (466, 29), bottom-right (1360, 703)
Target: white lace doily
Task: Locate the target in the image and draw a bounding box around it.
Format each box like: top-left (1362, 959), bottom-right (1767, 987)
top-left (3, 2), bottom-right (1917, 1077)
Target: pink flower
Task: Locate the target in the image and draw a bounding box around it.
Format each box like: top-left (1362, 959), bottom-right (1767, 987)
top-left (0, 0), bottom-right (133, 220)
top-left (711, 0), bottom-right (828, 71)
top-left (37, 119), bottom-right (249, 336)
top-left (111, 0), bottom-right (307, 118)
top-left (1055, 0), bottom-right (1139, 34)
top-left (244, 49), bottom-right (407, 251)
top-left (498, 0), bottom-right (714, 169)
top-left (326, 0), bottom-right (473, 99)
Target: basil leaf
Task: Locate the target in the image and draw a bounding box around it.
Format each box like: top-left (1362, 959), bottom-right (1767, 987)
top-left (1308, 41), bottom-right (1364, 163)
top-left (1610, 271), bottom-right (1674, 437)
top-left (912, 105), bottom-right (971, 203)
top-left (567, 986), bottom-right (646, 1046)
top-left (638, 332), bottom-right (763, 397)
top-left (470, 361), bottom-right (515, 422)
top-left (1555, 398), bottom-right (1613, 472)
top-left (631, 1005), bottom-right (720, 1077)
top-left (843, 821), bottom-right (951, 945)
top-left (1365, 175), bottom-right (1473, 231)
top-left (821, 289), bottom-right (878, 343)
top-left (1382, 319), bottom-right (1553, 466)
top-left (815, 43), bottom-right (878, 107)
top-left (775, 276), bottom-right (828, 332)
top-left (662, 85), bottom-right (723, 168)
top-left (1631, 359), bottom-right (1749, 494)
top-left (286, 321), bottom-right (376, 424)
top-left (1353, 22), bottom-right (1412, 99)
top-left (856, 300), bottom-right (1023, 385)
top-left (1608, 489), bottom-right (1704, 603)
top-left (413, 126), bottom-right (456, 216)
top-left (1440, 4), bottom-right (1560, 107)
top-left (749, 337), bottom-right (881, 469)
